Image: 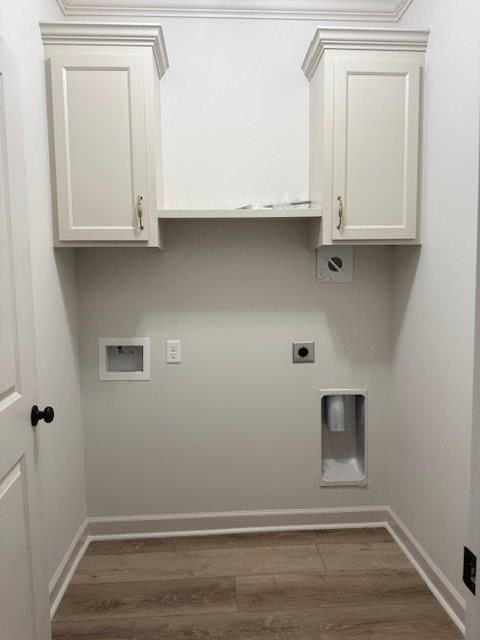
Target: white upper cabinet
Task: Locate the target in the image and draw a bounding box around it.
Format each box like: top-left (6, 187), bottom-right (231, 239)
top-left (41, 23), bottom-right (168, 247)
top-left (303, 28), bottom-right (428, 245)
top-left (49, 54), bottom-right (148, 242)
top-left (331, 58), bottom-right (420, 241)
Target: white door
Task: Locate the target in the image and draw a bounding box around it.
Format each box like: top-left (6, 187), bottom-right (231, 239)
top-left (49, 54), bottom-right (149, 242)
top-left (0, 48), bottom-right (51, 640)
top-left (331, 59), bottom-right (420, 241)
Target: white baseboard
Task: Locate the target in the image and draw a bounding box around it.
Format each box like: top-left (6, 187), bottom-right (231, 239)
top-left (386, 507), bottom-right (466, 636)
top-left (48, 506), bottom-right (387, 619)
top-left (88, 505), bottom-right (388, 537)
top-left (48, 518), bottom-right (89, 619)
top-left (48, 505), bottom-right (467, 637)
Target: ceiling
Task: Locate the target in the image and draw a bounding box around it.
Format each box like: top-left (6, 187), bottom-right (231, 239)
top-left (55, 0), bottom-right (413, 21)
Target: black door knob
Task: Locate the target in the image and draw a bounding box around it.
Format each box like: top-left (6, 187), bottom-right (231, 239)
top-left (31, 405), bottom-right (55, 427)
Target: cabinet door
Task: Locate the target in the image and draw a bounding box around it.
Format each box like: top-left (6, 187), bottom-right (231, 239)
top-left (50, 54), bottom-right (149, 241)
top-left (332, 59), bottom-right (420, 241)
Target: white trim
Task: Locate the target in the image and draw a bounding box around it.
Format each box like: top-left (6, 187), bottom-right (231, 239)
top-left (39, 22), bottom-right (169, 79)
top-left (89, 522), bottom-right (387, 541)
top-left (386, 507), bottom-right (466, 636)
top-left (89, 505), bottom-right (385, 520)
top-left (55, 0), bottom-right (413, 21)
top-left (49, 507), bottom-right (387, 620)
top-left (88, 505), bottom-right (388, 535)
top-left (302, 27), bottom-right (429, 80)
top-left (48, 518), bottom-right (89, 619)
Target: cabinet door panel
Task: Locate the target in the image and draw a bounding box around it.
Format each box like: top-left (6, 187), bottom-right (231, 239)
top-left (332, 60), bottom-right (420, 241)
top-left (50, 54), bottom-right (148, 241)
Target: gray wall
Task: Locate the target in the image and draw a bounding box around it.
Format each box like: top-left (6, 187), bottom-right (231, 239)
top-left (76, 6), bottom-right (480, 601)
top-left (10, 0), bottom-right (476, 605)
top-left (77, 230), bottom-right (392, 516)
top-left (76, 14), bottom-right (394, 518)
top-left (391, 0), bottom-right (480, 594)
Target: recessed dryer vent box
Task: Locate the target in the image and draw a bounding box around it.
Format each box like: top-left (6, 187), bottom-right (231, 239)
top-left (319, 389), bottom-right (367, 486)
top-left (99, 338), bottom-right (150, 381)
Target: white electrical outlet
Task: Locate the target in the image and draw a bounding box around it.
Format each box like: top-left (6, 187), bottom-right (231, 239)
top-left (166, 339), bottom-right (181, 364)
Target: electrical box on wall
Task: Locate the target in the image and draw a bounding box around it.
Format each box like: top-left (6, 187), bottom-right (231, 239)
top-left (99, 338), bottom-right (150, 381)
top-left (316, 246), bottom-right (353, 283)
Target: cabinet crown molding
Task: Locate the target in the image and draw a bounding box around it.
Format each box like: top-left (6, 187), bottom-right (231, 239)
top-left (39, 22), bottom-right (169, 78)
top-left (55, 0), bottom-right (413, 21)
top-left (302, 27), bottom-right (429, 79)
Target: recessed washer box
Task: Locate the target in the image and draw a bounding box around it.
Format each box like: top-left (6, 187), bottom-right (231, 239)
top-left (99, 338), bottom-right (150, 381)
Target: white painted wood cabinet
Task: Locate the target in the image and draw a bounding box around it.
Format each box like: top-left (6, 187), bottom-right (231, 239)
top-left (40, 23), bottom-right (168, 247)
top-left (303, 28), bottom-right (428, 245)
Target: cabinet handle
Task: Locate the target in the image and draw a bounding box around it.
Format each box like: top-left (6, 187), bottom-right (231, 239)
top-left (336, 195), bottom-right (343, 231)
top-left (136, 195), bottom-right (145, 232)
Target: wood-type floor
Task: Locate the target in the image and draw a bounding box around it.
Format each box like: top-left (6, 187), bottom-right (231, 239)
top-left (52, 528), bottom-right (463, 639)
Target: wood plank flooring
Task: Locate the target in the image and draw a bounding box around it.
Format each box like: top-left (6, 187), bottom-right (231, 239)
top-left (52, 528), bottom-right (463, 640)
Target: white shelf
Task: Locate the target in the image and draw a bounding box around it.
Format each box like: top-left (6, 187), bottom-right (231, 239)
top-left (156, 209), bottom-right (323, 250)
top-left (158, 208), bottom-right (322, 220)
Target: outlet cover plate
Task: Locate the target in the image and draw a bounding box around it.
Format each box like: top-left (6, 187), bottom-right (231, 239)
top-left (316, 246), bottom-right (353, 283)
top-left (293, 341), bottom-right (315, 363)
top-left (166, 339), bottom-right (182, 364)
